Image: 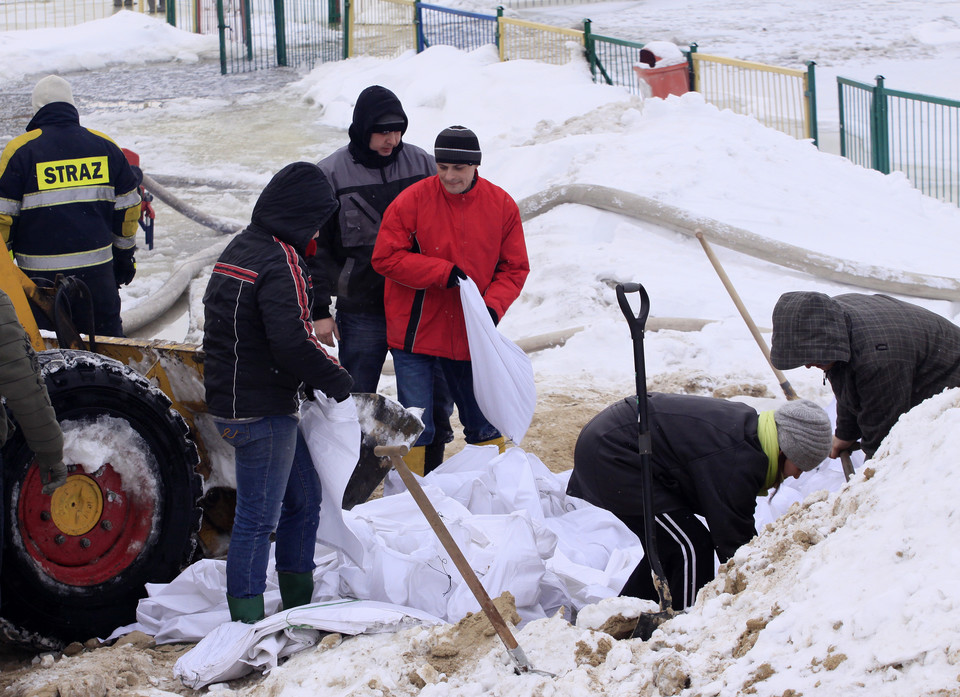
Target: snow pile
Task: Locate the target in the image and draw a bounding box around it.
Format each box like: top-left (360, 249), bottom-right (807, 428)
top-left (222, 389), bottom-right (960, 696)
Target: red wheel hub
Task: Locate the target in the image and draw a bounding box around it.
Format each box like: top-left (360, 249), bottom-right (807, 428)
top-left (17, 462), bottom-right (157, 586)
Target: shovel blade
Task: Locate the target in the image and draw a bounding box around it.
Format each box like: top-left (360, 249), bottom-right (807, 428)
top-left (341, 393), bottom-right (424, 510)
top-left (631, 609), bottom-right (675, 641)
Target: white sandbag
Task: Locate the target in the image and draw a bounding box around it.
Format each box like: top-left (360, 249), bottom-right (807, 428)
top-left (299, 395), bottom-right (365, 565)
top-left (459, 277), bottom-right (536, 444)
top-left (174, 599), bottom-right (443, 689)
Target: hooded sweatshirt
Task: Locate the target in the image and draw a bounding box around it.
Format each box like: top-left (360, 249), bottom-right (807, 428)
top-left (771, 291), bottom-right (960, 456)
top-left (313, 86), bottom-right (435, 317)
top-left (203, 162), bottom-right (353, 418)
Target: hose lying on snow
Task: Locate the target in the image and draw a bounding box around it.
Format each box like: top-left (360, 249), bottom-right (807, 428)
top-left (516, 183), bottom-right (960, 303)
top-left (123, 178), bottom-right (960, 336)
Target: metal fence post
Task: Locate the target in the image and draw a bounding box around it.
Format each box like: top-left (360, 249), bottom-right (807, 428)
top-left (343, 0), bottom-right (351, 58)
top-left (583, 18), bottom-right (596, 81)
top-left (687, 41), bottom-right (697, 91)
top-left (837, 79), bottom-right (847, 159)
top-left (496, 6), bottom-right (503, 55)
top-left (873, 75), bottom-right (890, 174)
top-left (216, 0), bottom-right (226, 74)
top-left (274, 0), bottom-right (286, 66)
top-left (805, 60), bottom-right (818, 147)
top-left (415, 1), bottom-right (425, 52)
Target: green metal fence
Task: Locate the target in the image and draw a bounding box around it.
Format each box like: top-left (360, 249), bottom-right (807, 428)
top-left (839, 76), bottom-right (960, 206)
top-left (0, 0), bottom-right (167, 30)
top-left (583, 22), bottom-right (646, 96)
top-left (214, 0), bottom-right (343, 73)
top-left (692, 49), bottom-right (817, 144)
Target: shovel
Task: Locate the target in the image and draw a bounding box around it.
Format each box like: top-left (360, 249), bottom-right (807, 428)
top-left (616, 282), bottom-right (676, 640)
top-left (375, 444), bottom-right (554, 677)
top-left (342, 393), bottom-right (424, 510)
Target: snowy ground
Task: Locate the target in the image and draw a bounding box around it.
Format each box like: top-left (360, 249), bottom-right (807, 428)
top-left (2, 0), bottom-right (960, 695)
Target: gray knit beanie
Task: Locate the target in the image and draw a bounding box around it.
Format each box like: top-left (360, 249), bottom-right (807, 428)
top-left (774, 399), bottom-right (832, 471)
top-left (32, 75), bottom-right (75, 113)
top-left (434, 125), bottom-right (481, 165)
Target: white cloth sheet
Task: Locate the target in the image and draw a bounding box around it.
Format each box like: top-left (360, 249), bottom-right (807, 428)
top-left (459, 277), bottom-right (536, 444)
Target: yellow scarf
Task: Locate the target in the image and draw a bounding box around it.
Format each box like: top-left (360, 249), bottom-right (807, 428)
top-left (757, 410), bottom-right (780, 494)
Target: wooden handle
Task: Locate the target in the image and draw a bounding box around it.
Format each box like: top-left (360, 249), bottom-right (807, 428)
top-left (374, 445), bottom-right (521, 651)
top-left (696, 232), bottom-right (799, 401)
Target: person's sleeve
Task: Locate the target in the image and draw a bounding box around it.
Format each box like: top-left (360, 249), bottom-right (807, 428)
top-left (309, 213), bottom-right (340, 320)
top-left (690, 444), bottom-right (765, 563)
top-left (256, 260), bottom-right (353, 401)
top-left (0, 293), bottom-right (63, 467)
top-left (111, 145), bottom-right (141, 249)
top-left (0, 139), bottom-right (28, 250)
top-left (850, 359), bottom-right (914, 457)
top-left (372, 192), bottom-right (451, 289)
top-left (481, 197), bottom-right (529, 320)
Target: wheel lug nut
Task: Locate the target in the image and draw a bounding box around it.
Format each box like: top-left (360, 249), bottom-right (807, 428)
top-left (80, 538), bottom-right (91, 549)
top-left (100, 520), bottom-right (112, 531)
top-left (40, 511), bottom-right (51, 521)
top-left (54, 535), bottom-right (65, 545)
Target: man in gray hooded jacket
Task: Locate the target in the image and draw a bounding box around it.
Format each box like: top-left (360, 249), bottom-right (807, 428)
top-left (313, 85), bottom-right (452, 474)
top-left (770, 291), bottom-right (960, 458)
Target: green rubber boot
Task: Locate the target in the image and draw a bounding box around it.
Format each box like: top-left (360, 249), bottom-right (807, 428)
top-left (227, 594), bottom-right (265, 624)
top-left (278, 571), bottom-right (314, 610)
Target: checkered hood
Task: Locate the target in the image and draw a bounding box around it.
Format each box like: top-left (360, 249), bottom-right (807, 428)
top-left (770, 291), bottom-right (851, 370)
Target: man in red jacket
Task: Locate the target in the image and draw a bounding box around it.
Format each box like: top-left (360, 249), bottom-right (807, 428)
top-left (372, 126), bottom-right (530, 472)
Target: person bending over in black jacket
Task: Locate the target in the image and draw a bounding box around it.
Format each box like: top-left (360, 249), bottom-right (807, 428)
top-left (567, 393), bottom-right (832, 611)
top-left (202, 162), bottom-right (354, 624)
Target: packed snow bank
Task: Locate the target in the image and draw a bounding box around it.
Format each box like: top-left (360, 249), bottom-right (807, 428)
top-left (227, 388), bottom-right (960, 697)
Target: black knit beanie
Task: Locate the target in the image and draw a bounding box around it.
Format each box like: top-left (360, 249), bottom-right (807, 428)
top-left (434, 125), bottom-right (482, 165)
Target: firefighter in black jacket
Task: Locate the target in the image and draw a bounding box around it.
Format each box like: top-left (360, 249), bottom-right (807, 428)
top-left (567, 393), bottom-right (832, 610)
top-left (0, 75), bottom-right (141, 337)
top-left (202, 162), bottom-right (354, 624)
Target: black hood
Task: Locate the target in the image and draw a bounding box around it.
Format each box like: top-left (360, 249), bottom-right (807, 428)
top-left (248, 162), bottom-right (338, 253)
top-left (770, 291), bottom-right (851, 370)
top-left (347, 85), bottom-right (408, 168)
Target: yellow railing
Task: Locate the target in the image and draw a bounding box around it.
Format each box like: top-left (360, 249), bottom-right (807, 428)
top-left (693, 53), bottom-right (812, 140)
top-left (0, 0), bottom-right (164, 31)
top-left (497, 17), bottom-right (583, 65)
top-left (347, 0), bottom-right (416, 58)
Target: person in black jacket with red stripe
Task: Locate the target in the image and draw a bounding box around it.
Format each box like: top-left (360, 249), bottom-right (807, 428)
top-left (567, 393), bottom-right (832, 611)
top-left (202, 162), bottom-right (353, 624)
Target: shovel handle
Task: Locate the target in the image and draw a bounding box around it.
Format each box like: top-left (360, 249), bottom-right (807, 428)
top-left (373, 445), bottom-right (528, 661)
top-left (616, 283), bottom-right (650, 341)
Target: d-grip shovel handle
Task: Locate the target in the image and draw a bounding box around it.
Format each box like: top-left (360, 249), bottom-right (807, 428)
top-left (615, 283), bottom-right (651, 449)
top-left (616, 282), bottom-right (674, 633)
top-left (616, 282), bottom-right (650, 342)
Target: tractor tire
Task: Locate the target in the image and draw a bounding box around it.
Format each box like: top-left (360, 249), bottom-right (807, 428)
top-left (1, 349), bottom-right (202, 643)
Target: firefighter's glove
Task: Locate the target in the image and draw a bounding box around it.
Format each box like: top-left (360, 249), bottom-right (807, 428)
top-left (114, 247), bottom-right (137, 287)
top-left (39, 458), bottom-right (68, 496)
top-left (447, 265), bottom-right (467, 288)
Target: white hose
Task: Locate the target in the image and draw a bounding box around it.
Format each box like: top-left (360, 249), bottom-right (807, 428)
top-left (517, 184), bottom-right (960, 302)
top-left (123, 179), bottom-right (960, 335)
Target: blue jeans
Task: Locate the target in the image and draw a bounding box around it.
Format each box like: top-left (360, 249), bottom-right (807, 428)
top-left (391, 349), bottom-right (500, 447)
top-left (337, 311), bottom-right (453, 444)
top-left (336, 311), bottom-right (388, 394)
top-left (214, 415), bottom-right (321, 599)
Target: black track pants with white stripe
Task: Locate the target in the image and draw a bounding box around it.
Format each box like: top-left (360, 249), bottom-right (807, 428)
top-left (617, 509), bottom-right (716, 611)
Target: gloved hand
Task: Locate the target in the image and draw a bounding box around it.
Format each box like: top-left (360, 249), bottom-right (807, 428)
top-left (486, 306), bottom-right (499, 326)
top-left (114, 247), bottom-right (137, 287)
top-left (39, 459), bottom-right (68, 496)
top-left (446, 265), bottom-right (467, 288)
